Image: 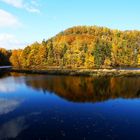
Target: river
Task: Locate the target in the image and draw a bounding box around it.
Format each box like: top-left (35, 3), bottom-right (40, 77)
top-left (0, 72), bottom-right (140, 140)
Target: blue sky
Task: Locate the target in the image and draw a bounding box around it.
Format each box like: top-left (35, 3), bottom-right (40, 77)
top-left (0, 0), bottom-right (140, 49)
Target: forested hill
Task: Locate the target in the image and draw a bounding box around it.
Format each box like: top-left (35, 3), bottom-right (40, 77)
top-left (8, 26), bottom-right (140, 68)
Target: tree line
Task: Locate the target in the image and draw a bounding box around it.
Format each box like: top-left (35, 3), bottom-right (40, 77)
top-left (0, 48), bottom-right (11, 66)
top-left (1, 26), bottom-right (140, 68)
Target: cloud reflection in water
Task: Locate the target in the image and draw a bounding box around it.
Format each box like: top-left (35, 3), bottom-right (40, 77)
top-left (0, 116), bottom-right (27, 140)
top-left (0, 98), bottom-right (22, 115)
top-left (0, 77), bottom-right (17, 93)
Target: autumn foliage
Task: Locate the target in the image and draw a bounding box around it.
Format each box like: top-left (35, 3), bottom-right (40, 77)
top-left (8, 26), bottom-right (140, 68)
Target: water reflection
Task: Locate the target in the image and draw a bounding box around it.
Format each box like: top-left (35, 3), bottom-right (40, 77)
top-left (0, 77), bottom-right (17, 93)
top-left (1, 73), bottom-right (140, 103)
top-left (1, 73), bottom-right (140, 140)
top-left (0, 98), bottom-right (22, 115)
top-left (24, 75), bottom-right (140, 102)
top-left (0, 116), bottom-right (27, 140)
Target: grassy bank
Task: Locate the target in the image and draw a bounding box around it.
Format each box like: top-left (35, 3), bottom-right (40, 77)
top-left (11, 68), bottom-right (140, 77)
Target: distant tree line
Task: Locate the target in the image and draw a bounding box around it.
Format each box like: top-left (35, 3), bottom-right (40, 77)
top-left (2, 26), bottom-right (140, 68)
top-left (0, 48), bottom-right (11, 66)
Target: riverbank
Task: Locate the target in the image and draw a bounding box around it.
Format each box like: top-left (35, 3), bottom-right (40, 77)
top-left (0, 66), bottom-right (12, 72)
top-left (11, 68), bottom-right (140, 77)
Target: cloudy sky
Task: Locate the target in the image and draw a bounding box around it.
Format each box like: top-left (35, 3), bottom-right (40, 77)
top-left (0, 0), bottom-right (140, 49)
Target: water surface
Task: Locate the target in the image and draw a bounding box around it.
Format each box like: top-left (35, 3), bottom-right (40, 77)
top-left (0, 72), bottom-right (140, 140)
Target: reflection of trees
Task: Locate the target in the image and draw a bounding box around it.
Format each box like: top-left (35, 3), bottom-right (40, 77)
top-left (0, 72), bottom-right (11, 78)
top-left (25, 75), bottom-right (140, 103)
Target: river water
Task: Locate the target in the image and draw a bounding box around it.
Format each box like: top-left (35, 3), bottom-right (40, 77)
top-left (0, 72), bottom-right (140, 140)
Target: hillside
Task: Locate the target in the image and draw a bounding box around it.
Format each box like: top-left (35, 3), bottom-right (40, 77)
top-left (10, 26), bottom-right (140, 69)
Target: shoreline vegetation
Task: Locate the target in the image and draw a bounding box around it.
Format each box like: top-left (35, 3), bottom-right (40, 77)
top-left (11, 68), bottom-right (140, 77)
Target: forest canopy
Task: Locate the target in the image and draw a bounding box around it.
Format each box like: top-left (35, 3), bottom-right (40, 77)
top-left (2, 26), bottom-right (140, 68)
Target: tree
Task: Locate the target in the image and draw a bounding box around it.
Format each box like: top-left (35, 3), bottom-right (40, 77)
top-left (0, 48), bottom-right (11, 66)
top-left (93, 40), bottom-right (111, 67)
top-left (10, 49), bottom-right (22, 68)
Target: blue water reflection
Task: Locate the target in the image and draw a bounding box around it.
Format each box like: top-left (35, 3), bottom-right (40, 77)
top-left (0, 73), bottom-right (140, 140)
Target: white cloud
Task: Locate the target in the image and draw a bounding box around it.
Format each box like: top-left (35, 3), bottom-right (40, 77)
top-left (25, 6), bottom-right (40, 13)
top-left (0, 9), bottom-right (21, 28)
top-left (0, 33), bottom-right (27, 49)
top-left (0, 0), bottom-right (40, 13)
top-left (0, 0), bottom-right (23, 8)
